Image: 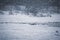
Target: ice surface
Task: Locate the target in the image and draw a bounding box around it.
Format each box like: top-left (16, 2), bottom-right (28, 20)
top-left (0, 24), bottom-right (60, 40)
top-left (0, 14), bottom-right (60, 23)
top-left (0, 14), bottom-right (60, 40)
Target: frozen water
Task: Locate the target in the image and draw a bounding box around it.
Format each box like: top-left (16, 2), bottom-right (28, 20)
top-left (0, 24), bottom-right (60, 40)
top-left (0, 14), bottom-right (60, 23)
top-left (0, 14), bottom-right (60, 40)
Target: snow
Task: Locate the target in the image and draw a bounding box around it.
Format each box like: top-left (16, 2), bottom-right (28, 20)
top-left (0, 14), bottom-right (60, 40)
top-left (0, 24), bottom-right (60, 40)
top-left (0, 14), bottom-right (60, 23)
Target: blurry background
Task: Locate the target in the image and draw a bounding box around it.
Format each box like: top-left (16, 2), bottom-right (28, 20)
top-left (0, 0), bottom-right (60, 16)
top-left (0, 0), bottom-right (60, 40)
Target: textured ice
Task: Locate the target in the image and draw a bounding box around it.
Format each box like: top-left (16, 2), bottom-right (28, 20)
top-left (0, 14), bottom-right (60, 40)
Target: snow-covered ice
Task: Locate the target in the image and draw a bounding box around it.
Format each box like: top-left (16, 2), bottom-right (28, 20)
top-left (0, 24), bottom-right (60, 40)
top-left (0, 14), bottom-right (60, 40)
top-left (0, 14), bottom-right (60, 23)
